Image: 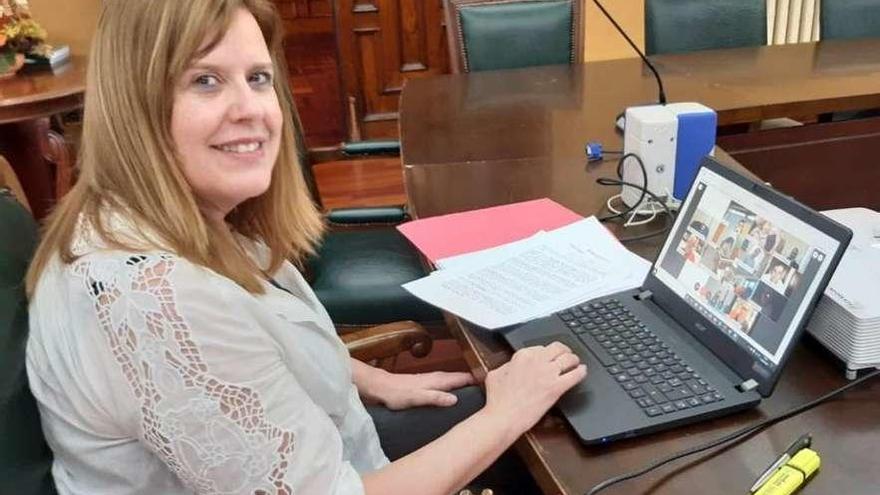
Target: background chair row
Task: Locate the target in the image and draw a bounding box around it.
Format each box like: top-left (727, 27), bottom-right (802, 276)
top-left (444, 0), bottom-right (880, 74)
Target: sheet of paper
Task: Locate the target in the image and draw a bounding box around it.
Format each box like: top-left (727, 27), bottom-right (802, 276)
top-left (404, 217), bottom-right (651, 329)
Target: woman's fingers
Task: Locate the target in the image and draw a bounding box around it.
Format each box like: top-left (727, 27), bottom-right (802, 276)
top-left (519, 342), bottom-right (582, 375)
top-left (384, 387), bottom-right (459, 410)
top-left (552, 352), bottom-right (581, 374)
top-left (424, 371), bottom-right (476, 390)
top-left (542, 341), bottom-right (573, 360)
top-left (557, 364), bottom-right (588, 391)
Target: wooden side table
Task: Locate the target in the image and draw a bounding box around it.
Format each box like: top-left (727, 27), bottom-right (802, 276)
top-left (0, 56), bottom-right (86, 219)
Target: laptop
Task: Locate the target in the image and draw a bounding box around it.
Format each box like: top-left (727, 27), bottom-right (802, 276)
top-left (503, 157), bottom-right (852, 444)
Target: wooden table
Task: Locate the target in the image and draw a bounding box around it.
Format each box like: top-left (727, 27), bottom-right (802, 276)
top-left (401, 39), bottom-right (880, 218)
top-left (399, 40), bottom-right (880, 495)
top-left (0, 56), bottom-right (86, 218)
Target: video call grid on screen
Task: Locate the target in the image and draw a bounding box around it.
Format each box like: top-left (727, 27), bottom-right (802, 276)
top-left (654, 167), bottom-right (840, 368)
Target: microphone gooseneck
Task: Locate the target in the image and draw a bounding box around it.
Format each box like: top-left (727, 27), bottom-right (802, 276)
top-left (592, 0), bottom-right (667, 105)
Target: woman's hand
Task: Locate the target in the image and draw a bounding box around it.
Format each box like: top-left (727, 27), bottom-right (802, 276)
top-left (482, 342), bottom-right (587, 436)
top-left (351, 359), bottom-right (475, 410)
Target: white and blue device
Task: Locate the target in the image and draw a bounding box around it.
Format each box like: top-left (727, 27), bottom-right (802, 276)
top-left (621, 103), bottom-right (717, 208)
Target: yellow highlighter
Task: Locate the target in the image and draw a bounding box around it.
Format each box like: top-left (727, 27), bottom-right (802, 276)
top-left (753, 448), bottom-right (821, 495)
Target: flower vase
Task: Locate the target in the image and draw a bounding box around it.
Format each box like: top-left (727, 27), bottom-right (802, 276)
top-left (0, 53), bottom-right (25, 80)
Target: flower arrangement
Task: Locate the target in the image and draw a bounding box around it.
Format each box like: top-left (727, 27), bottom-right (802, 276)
top-left (0, 0), bottom-right (49, 77)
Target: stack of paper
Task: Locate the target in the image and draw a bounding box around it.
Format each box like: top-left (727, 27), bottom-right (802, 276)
top-left (807, 208), bottom-right (880, 378)
top-left (403, 217), bottom-right (651, 330)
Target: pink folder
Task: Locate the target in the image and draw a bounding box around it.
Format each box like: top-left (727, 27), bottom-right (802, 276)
top-left (397, 198), bottom-right (583, 263)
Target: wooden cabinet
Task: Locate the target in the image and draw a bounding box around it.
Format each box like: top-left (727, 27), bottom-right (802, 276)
top-left (335, 0), bottom-right (449, 140)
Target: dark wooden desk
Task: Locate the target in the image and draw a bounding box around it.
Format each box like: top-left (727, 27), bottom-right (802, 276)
top-left (399, 41), bottom-right (880, 494)
top-left (401, 39), bottom-right (880, 218)
top-left (0, 56), bottom-right (86, 218)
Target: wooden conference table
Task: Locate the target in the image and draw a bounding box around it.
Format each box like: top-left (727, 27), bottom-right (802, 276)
top-left (399, 40), bottom-right (880, 494)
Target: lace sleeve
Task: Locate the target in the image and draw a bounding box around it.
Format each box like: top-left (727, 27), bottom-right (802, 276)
top-left (73, 253), bottom-right (365, 494)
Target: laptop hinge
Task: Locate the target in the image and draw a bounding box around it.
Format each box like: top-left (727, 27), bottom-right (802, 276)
top-left (635, 289), bottom-right (653, 301)
top-left (737, 379), bottom-right (759, 393)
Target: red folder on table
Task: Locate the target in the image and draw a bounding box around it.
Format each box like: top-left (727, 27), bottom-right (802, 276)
top-left (397, 198), bottom-right (583, 264)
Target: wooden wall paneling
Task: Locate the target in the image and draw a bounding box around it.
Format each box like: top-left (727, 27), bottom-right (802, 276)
top-left (336, 0), bottom-right (449, 140)
top-left (274, 0), bottom-right (345, 147)
top-left (309, 0), bottom-right (333, 16)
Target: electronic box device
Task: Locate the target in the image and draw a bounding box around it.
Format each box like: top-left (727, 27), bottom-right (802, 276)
top-left (621, 103), bottom-right (717, 208)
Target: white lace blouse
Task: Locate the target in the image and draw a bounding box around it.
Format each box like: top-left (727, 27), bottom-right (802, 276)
top-left (26, 221), bottom-right (389, 494)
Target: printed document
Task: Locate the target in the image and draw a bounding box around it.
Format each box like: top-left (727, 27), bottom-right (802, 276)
top-left (403, 217), bottom-right (650, 329)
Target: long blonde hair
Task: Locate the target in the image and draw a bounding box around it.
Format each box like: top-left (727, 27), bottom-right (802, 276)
top-left (26, 0), bottom-right (324, 296)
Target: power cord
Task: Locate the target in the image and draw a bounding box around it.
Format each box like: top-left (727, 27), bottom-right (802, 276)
top-left (604, 194), bottom-right (665, 227)
top-left (594, 153), bottom-right (647, 223)
top-left (586, 368), bottom-right (880, 495)
top-left (592, 153), bottom-right (675, 243)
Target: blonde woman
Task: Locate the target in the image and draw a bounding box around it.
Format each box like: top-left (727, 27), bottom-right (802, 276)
top-left (24, 1), bottom-right (586, 494)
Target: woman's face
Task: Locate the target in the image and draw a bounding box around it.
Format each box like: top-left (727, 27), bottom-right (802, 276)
top-left (171, 8), bottom-right (282, 221)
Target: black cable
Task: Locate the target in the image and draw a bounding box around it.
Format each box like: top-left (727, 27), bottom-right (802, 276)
top-left (597, 177), bottom-right (674, 243)
top-left (594, 153), bottom-right (647, 224)
top-left (592, 153), bottom-right (675, 243)
top-left (592, 0), bottom-right (667, 105)
top-left (586, 368), bottom-right (880, 495)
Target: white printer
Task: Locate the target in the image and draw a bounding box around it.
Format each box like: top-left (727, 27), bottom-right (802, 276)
top-left (807, 208), bottom-right (880, 379)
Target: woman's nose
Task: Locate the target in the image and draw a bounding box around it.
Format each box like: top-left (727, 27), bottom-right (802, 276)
top-left (228, 83), bottom-right (263, 121)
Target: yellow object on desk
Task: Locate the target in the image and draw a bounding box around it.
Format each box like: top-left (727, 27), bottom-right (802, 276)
top-left (754, 448), bottom-right (821, 495)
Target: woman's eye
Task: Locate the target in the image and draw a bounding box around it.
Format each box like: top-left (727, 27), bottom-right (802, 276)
top-left (249, 71), bottom-right (273, 87)
top-left (194, 74), bottom-right (220, 88)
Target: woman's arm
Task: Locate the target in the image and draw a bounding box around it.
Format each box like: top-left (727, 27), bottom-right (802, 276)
top-left (361, 342), bottom-right (587, 495)
top-left (65, 255), bottom-right (373, 494)
top-left (363, 406), bottom-right (516, 494)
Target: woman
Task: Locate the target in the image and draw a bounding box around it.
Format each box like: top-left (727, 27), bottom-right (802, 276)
top-left (24, 1), bottom-right (586, 494)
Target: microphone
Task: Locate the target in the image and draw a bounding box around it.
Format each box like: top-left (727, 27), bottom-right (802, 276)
top-left (592, 0), bottom-right (667, 105)
top-left (588, 1), bottom-right (715, 218)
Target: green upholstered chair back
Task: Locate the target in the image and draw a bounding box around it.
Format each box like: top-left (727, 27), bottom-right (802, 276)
top-left (444, 0), bottom-right (583, 73)
top-left (822, 0), bottom-right (880, 40)
top-left (0, 190), bottom-right (56, 495)
top-left (645, 0), bottom-right (766, 55)
top-left (288, 101), bottom-right (445, 330)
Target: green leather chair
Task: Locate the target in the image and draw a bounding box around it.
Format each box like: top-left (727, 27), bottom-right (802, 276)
top-left (645, 0), bottom-right (766, 55)
top-left (0, 189), bottom-right (56, 495)
top-left (822, 0), bottom-right (880, 40)
top-left (290, 107), bottom-right (446, 334)
top-left (443, 0), bottom-right (583, 73)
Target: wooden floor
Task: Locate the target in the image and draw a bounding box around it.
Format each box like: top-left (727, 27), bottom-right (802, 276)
top-left (313, 157), bottom-right (407, 210)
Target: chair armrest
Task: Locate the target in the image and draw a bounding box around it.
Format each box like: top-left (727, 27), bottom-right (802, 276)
top-left (341, 321), bottom-right (433, 370)
top-left (341, 139), bottom-right (401, 156)
top-left (327, 206), bottom-right (408, 225)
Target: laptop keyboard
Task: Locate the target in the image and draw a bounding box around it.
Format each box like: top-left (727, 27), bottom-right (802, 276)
top-left (558, 298), bottom-right (725, 418)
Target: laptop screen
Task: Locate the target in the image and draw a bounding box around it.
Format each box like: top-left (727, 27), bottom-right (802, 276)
top-left (652, 164), bottom-right (842, 373)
